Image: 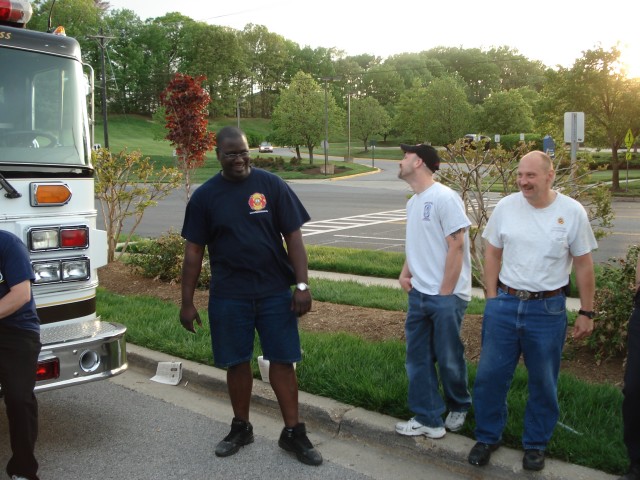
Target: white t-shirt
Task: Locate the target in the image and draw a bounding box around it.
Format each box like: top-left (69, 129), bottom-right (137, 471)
top-left (405, 182), bottom-right (472, 300)
top-left (482, 191), bottom-right (597, 291)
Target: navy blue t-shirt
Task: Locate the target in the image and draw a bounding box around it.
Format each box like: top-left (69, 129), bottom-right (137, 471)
top-left (0, 230), bottom-right (40, 333)
top-left (181, 168), bottom-right (310, 299)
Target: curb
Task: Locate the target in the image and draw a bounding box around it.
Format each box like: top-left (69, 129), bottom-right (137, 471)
top-left (126, 344), bottom-right (616, 480)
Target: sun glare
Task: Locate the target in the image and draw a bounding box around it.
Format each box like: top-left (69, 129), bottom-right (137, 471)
top-left (619, 44), bottom-right (640, 79)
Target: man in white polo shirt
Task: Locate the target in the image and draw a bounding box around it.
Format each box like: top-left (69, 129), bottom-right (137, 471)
top-left (468, 150), bottom-right (597, 472)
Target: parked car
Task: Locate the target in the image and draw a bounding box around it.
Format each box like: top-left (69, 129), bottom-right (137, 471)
top-left (462, 134), bottom-right (491, 151)
top-left (258, 141), bottom-right (273, 153)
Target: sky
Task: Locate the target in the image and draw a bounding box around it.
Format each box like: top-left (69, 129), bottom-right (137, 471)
top-left (106, 0), bottom-right (640, 78)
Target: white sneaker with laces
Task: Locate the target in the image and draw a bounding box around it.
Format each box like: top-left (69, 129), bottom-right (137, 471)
top-left (395, 417), bottom-right (446, 439)
top-left (444, 411), bottom-right (467, 432)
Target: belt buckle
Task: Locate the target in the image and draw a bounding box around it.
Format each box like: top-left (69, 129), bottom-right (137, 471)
top-left (515, 289), bottom-right (531, 300)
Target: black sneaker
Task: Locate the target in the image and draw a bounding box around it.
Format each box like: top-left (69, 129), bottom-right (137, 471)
top-left (215, 417), bottom-right (254, 457)
top-left (618, 464), bottom-right (640, 480)
top-left (523, 449), bottom-right (545, 471)
top-left (468, 441), bottom-right (500, 466)
top-left (278, 423), bottom-right (323, 466)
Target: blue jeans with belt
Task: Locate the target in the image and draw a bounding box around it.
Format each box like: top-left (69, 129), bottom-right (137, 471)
top-left (472, 288), bottom-right (567, 450)
top-left (405, 289), bottom-right (471, 428)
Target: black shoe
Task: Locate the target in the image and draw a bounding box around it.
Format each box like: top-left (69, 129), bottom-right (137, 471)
top-left (215, 417), bottom-right (254, 457)
top-left (523, 449), bottom-right (545, 471)
top-left (618, 464), bottom-right (640, 480)
top-left (278, 423), bottom-right (323, 466)
top-left (468, 441), bottom-right (500, 466)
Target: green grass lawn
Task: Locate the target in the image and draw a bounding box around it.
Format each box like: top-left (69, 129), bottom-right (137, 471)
top-left (96, 284), bottom-right (626, 475)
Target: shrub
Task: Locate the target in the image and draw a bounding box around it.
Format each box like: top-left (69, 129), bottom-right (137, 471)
top-left (252, 157), bottom-right (275, 169)
top-left (495, 133), bottom-right (542, 151)
top-left (252, 156), bottom-right (288, 170)
top-left (245, 132), bottom-right (262, 148)
top-left (589, 244), bottom-right (639, 360)
top-left (126, 230), bottom-right (211, 289)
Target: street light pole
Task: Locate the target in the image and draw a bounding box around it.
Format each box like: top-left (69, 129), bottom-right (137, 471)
top-left (323, 78), bottom-right (329, 175)
top-left (321, 76), bottom-right (341, 175)
top-left (88, 28), bottom-right (114, 149)
top-left (236, 97), bottom-right (240, 128)
top-left (347, 92), bottom-right (351, 161)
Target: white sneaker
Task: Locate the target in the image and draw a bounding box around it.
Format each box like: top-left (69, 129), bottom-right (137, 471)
top-left (12, 476), bottom-right (29, 480)
top-left (395, 417), bottom-right (446, 439)
top-left (444, 411), bottom-right (467, 432)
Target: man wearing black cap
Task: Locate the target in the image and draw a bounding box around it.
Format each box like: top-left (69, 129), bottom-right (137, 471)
top-left (394, 143), bottom-right (472, 440)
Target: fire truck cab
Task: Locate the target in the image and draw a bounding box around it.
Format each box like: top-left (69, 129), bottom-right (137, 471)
top-left (0, 0), bottom-right (127, 392)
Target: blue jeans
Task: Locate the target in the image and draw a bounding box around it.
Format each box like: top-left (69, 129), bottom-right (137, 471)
top-left (472, 289), bottom-right (567, 450)
top-left (405, 290), bottom-right (471, 428)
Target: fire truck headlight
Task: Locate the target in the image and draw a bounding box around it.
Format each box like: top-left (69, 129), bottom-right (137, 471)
top-left (62, 259), bottom-right (90, 281)
top-left (33, 262), bottom-right (61, 284)
top-left (30, 229), bottom-right (59, 251)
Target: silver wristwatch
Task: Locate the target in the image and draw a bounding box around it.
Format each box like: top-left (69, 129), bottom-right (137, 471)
top-left (295, 282), bottom-right (309, 291)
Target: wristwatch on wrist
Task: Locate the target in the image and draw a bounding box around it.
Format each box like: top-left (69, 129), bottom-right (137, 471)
top-left (295, 282), bottom-right (309, 292)
top-left (578, 309), bottom-right (595, 319)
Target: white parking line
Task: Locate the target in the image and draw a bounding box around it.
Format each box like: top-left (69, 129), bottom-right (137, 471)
top-left (302, 209), bottom-right (406, 236)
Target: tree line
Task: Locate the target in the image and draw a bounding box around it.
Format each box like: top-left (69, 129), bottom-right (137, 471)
top-left (30, 0), bottom-right (640, 189)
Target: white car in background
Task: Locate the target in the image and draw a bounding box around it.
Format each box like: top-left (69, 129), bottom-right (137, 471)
top-left (259, 142), bottom-right (273, 153)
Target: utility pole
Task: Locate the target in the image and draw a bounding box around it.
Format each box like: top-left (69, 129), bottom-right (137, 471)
top-left (88, 28), bottom-right (114, 149)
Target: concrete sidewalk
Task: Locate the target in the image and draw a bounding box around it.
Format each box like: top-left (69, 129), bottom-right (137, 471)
top-left (127, 344), bottom-right (615, 480)
top-left (310, 270), bottom-right (582, 311)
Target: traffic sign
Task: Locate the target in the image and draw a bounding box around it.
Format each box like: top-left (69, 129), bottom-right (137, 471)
top-left (564, 112), bottom-right (585, 143)
top-left (627, 151), bottom-right (633, 161)
top-left (625, 128), bottom-right (635, 149)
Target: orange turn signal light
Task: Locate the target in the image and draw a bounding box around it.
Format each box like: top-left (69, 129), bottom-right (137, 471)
top-left (31, 183), bottom-right (72, 206)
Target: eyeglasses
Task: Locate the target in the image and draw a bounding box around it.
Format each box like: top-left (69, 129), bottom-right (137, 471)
top-left (221, 150), bottom-right (249, 161)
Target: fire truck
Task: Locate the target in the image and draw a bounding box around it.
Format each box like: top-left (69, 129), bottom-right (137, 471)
top-left (0, 0), bottom-right (127, 392)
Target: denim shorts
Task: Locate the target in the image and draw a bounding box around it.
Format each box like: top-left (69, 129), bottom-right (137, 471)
top-left (208, 290), bottom-right (301, 368)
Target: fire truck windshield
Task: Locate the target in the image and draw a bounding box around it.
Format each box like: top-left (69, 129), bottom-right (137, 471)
top-left (0, 48), bottom-right (89, 166)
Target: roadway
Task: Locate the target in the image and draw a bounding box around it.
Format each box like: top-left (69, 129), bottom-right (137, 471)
top-left (97, 156), bottom-right (640, 264)
top-left (1, 346), bottom-right (613, 480)
top-left (0, 358), bottom-right (466, 480)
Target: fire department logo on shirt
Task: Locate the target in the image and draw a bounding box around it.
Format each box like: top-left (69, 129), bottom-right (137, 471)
top-left (248, 193), bottom-right (267, 211)
top-left (422, 202), bottom-right (433, 221)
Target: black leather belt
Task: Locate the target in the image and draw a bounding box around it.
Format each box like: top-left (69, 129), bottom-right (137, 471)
top-left (499, 282), bottom-right (564, 301)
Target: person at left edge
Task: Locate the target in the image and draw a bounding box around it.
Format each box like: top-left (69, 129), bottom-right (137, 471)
top-left (179, 126), bottom-right (322, 466)
top-left (0, 230), bottom-right (42, 480)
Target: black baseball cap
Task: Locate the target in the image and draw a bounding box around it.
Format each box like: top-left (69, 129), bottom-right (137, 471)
top-left (400, 144), bottom-right (441, 172)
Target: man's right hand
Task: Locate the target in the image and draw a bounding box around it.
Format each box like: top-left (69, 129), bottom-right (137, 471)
top-left (179, 305), bottom-right (202, 333)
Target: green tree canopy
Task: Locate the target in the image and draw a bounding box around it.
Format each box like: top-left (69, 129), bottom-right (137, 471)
top-left (350, 96), bottom-right (391, 151)
top-left (541, 45), bottom-right (638, 190)
top-left (392, 83), bottom-right (429, 144)
top-left (271, 72), bottom-right (344, 163)
top-left (479, 88), bottom-right (534, 135)
top-left (423, 76), bottom-right (473, 146)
